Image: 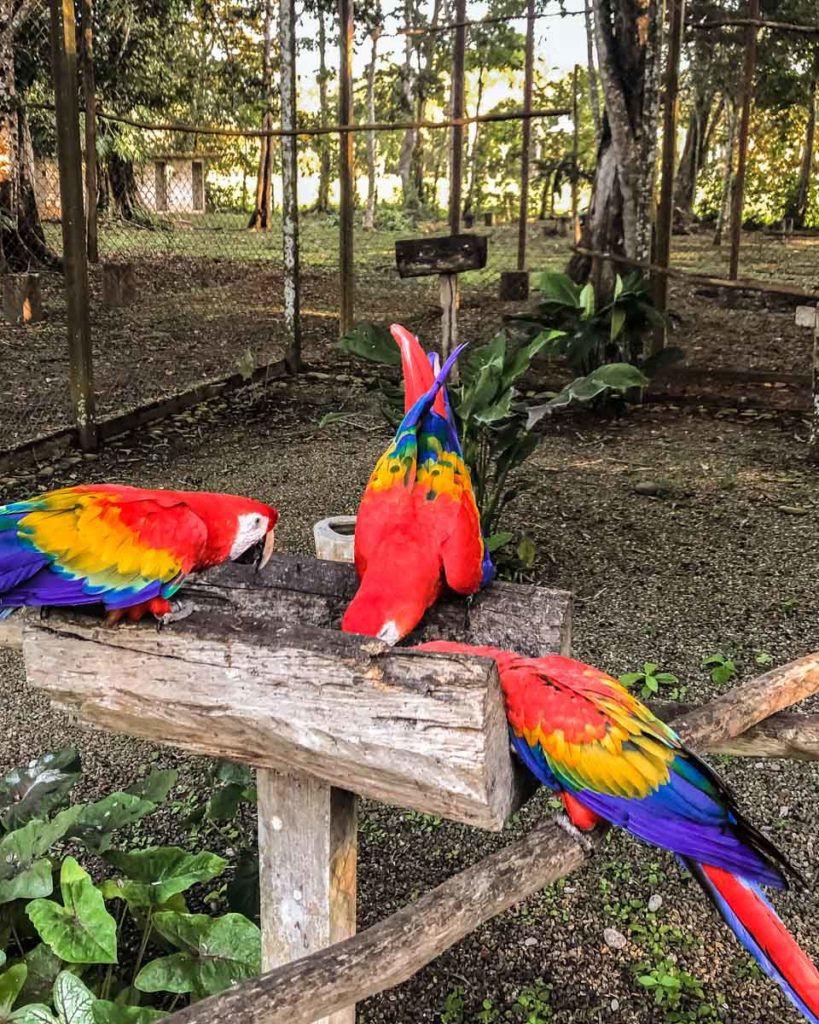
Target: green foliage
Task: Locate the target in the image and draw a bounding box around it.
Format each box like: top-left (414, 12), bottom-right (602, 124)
top-left (702, 654), bottom-right (738, 687)
top-left (635, 959), bottom-right (722, 1023)
top-left (439, 979), bottom-right (553, 1023)
top-left (620, 663), bottom-right (685, 701)
top-left (0, 752), bottom-right (258, 1021)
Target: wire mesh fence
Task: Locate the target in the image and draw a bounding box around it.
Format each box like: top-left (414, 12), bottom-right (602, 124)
top-left (1, 0), bottom-right (591, 452)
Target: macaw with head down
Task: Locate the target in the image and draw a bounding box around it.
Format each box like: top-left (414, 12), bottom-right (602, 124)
top-left (341, 324), bottom-right (493, 644)
top-left (0, 484), bottom-right (278, 624)
top-left (418, 640), bottom-right (819, 1023)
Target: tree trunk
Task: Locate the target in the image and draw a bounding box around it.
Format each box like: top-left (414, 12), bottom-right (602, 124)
top-left (363, 26), bottom-right (380, 230)
top-left (397, 0), bottom-right (417, 210)
top-left (463, 66), bottom-right (485, 218)
top-left (249, 0), bottom-right (274, 230)
top-left (784, 49), bottom-right (818, 229)
top-left (104, 151), bottom-right (152, 224)
top-left (674, 90), bottom-right (716, 220)
top-left (314, 6), bottom-right (331, 214)
top-left (568, 0), bottom-right (663, 291)
top-left (713, 102), bottom-right (737, 247)
top-left (583, 3), bottom-right (602, 144)
top-left (0, 0), bottom-right (57, 271)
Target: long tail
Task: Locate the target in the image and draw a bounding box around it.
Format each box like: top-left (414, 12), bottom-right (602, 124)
top-left (685, 858), bottom-right (819, 1023)
top-left (390, 323), bottom-right (448, 417)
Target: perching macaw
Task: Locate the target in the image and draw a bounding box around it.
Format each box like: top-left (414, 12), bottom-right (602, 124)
top-left (0, 484), bottom-right (278, 624)
top-left (341, 324), bottom-right (493, 644)
top-left (418, 641), bottom-right (819, 1024)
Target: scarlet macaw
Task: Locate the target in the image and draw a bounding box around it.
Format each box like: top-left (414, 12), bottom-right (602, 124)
top-left (0, 484), bottom-right (277, 624)
top-left (341, 324), bottom-right (493, 644)
top-left (418, 641), bottom-right (819, 1023)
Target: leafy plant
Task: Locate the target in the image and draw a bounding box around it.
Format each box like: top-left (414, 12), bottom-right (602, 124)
top-left (635, 958), bottom-right (722, 1023)
top-left (0, 750), bottom-right (260, 1020)
top-left (508, 270), bottom-right (680, 379)
top-left (336, 321), bottom-right (650, 574)
top-left (619, 663), bottom-right (685, 701)
top-left (702, 654), bottom-right (738, 686)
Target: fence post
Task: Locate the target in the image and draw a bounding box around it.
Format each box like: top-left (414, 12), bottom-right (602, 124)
top-left (338, 0), bottom-right (354, 337)
top-left (516, 0), bottom-right (534, 271)
top-left (81, 0), bottom-right (98, 263)
top-left (728, 0), bottom-right (759, 283)
top-left (50, 0), bottom-right (98, 451)
top-left (279, 0), bottom-right (301, 371)
top-left (651, 0), bottom-right (686, 353)
top-left (449, 0), bottom-right (465, 235)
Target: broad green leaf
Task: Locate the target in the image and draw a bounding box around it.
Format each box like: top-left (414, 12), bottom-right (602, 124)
top-left (473, 388), bottom-right (513, 426)
top-left (125, 772), bottom-right (178, 805)
top-left (68, 795), bottom-right (157, 853)
top-left (18, 947), bottom-right (63, 1007)
top-left (52, 973), bottom-right (94, 1024)
top-left (536, 272), bottom-right (580, 308)
top-left (610, 306), bottom-right (626, 341)
top-left (91, 1004), bottom-right (168, 1024)
top-left (644, 663), bottom-right (658, 675)
top-left (0, 752), bottom-right (81, 830)
top-left (0, 955), bottom-right (4, 970)
top-left (587, 364), bottom-right (650, 391)
top-left (135, 912), bottom-right (261, 999)
top-left (214, 763), bottom-right (253, 787)
top-left (502, 330), bottom-right (563, 387)
top-left (103, 848), bottom-right (227, 908)
top-left (618, 673), bottom-right (644, 687)
top-left (205, 785), bottom-right (254, 823)
top-left (338, 322), bottom-right (400, 365)
top-left (579, 282), bottom-right (595, 318)
top-left (0, 965), bottom-right (27, 1016)
top-left (485, 532), bottom-right (514, 553)
top-left (516, 536), bottom-right (536, 569)
top-left (27, 857), bottom-right (118, 964)
top-left (8, 1006), bottom-right (57, 1024)
top-left (613, 274), bottom-right (624, 301)
top-left (0, 809), bottom-right (83, 903)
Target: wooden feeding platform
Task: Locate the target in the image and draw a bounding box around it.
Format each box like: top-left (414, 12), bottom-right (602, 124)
top-left (4, 556), bottom-right (819, 1024)
top-left (2, 553), bottom-right (570, 1022)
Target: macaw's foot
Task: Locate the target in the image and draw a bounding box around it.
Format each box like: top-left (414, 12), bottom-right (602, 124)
top-left (560, 792), bottom-right (601, 832)
top-left (105, 597), bottom-right (174, 627)
top-left (155, 598), bottom-right (195, 631)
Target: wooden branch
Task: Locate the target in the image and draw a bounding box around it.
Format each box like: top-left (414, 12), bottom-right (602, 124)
top-left (164, 655), bottom-right (819, 1024)
top-left (690, 17), bottom-right (819, 36)
top-left (165, 815), bottom-right (607, 1024)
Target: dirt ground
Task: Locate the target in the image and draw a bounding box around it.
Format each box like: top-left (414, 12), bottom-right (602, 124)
top-left (0, 373), bottom-right (816, 1023)
top-left (3, 227), bottom-right (817, 451)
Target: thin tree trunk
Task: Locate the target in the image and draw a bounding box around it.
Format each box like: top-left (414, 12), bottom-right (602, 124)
top-left (785, 48), bottom-right (818, 229)
top-left (463, 66), bottom-right (485, 218)
top-left (583, 3), bottom-right (602, 144)
top-left (397, 0), bottom-right (417, 209)
top-left (249, 0), bottom-right (274, 230)
top-left (714, 103), bottom-right (737, 246)
top-left (364, 26), bottom-right (380, 230)
top-left (314, 6), bottom-right (331, 214)
top-left (634, 0), bottom-right (662, 264)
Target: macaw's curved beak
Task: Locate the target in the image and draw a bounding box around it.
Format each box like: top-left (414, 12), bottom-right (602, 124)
top-left (257, 529), bottom-right (276, 572)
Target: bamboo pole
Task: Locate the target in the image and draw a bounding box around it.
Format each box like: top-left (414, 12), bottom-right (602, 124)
top-left (728, 0), bottom-right (759, 282)
top-left (516, 0), bottom-right (535, 270)
top-left (338, 0), bottom-right (354, 336)
top-left (50, 0), bottom-right (98, 451)
top-left (449, 0), bottom-right (466, 234)
top-left (81, 0), bottom-right (97, 263)
top-left (279, 0), bottom-right (301, 371)
top-left (651, 0), bottom-right (686, 353)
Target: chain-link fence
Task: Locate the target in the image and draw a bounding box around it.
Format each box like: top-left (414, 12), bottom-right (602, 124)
top-left (0, 0), bottom-right (589, 452)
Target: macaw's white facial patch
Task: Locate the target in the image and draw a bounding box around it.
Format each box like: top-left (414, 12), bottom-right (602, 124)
top-left (376, 620), bottom-right (402, 646)
top-left (230, 512), bottom-right (270, 560)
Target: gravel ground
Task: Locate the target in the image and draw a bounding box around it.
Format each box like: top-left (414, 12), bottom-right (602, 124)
top-left (0, 376), bottom-right (817, 1024)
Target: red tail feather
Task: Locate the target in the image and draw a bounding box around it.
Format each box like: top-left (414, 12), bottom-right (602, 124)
top-left (390, 323), bottom-right (446, 416)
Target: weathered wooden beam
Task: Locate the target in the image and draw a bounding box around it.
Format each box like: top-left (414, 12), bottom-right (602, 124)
top-left (395, 235), bottom-right (487, 278)
top-left (161, 653), bottom-right (819, 1024)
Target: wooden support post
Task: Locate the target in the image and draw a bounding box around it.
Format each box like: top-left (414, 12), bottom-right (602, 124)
top-left (728, 0), bottom-right (759, 283)
top-left (449, 0), bottom-right (466, 236)
top-left (101, 262), bottom-right (136, 307)
top-left (2, 273), bottom-right (42, 323)
top-left (50, 0), bottom-right (98, 451)
top-left (81, 0), bottom-right (98, 264)
top-left (651, 0), bottom-right (686, 353)
top-left (516, 0), bottom-right (535, 279)
top-left (795, 305), bottom-right (819, 462)
top-left (258, 773), bottom-right (356, 1024)
top-left (279, 0), bottom-right (301, 371)
top-left (338, 0), bottom-right (354, 337)
top-left (439, 272), bottom-right (459, 368)
top-left (570, 63), bottom-right (579, 242)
